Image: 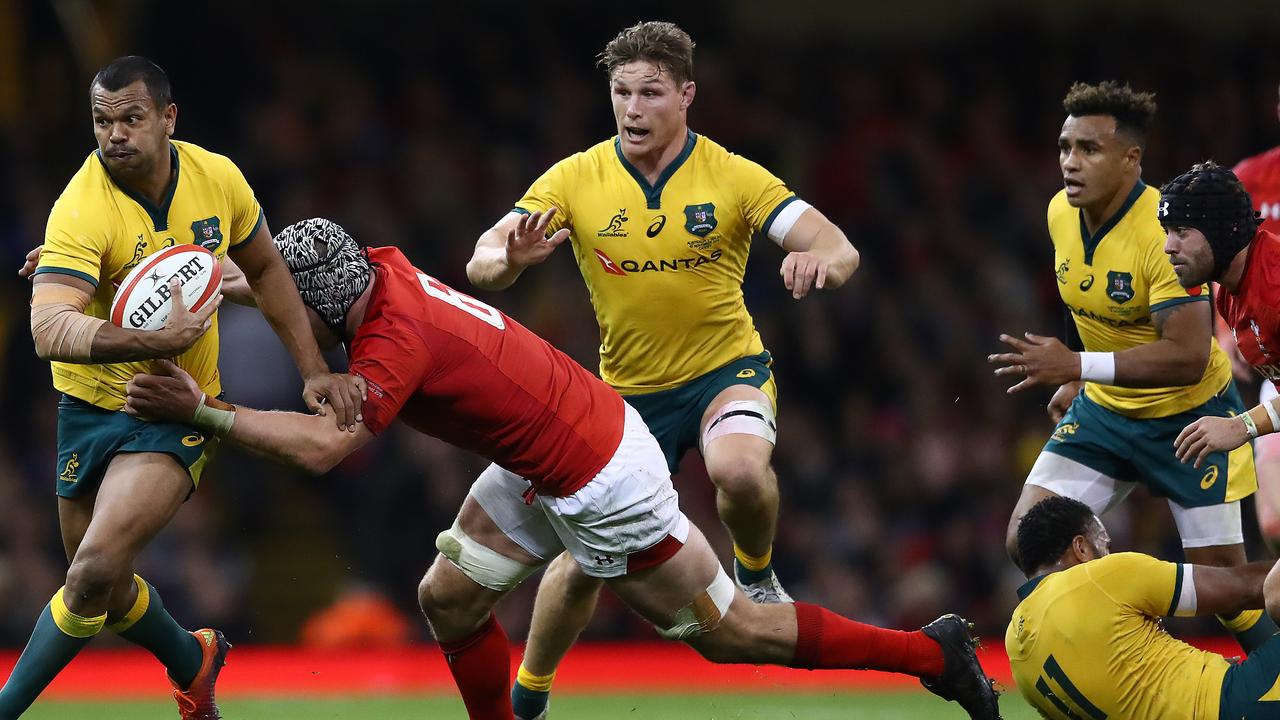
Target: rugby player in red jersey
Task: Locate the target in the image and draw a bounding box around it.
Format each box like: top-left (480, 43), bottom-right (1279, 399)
top-left (1167, 164), bottom-right (1280, 480)
top-left (1232, 90), bottom-right (1280, 544)
top-left (123, 219), bottom-right (1001, 720)
top-left (1233, 83), bottom-right (1280, 237)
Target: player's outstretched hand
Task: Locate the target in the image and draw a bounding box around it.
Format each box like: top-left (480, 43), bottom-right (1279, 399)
top-left (1047, 381), bottom-right (1083, 423)
top-left (303, 372), bottom-right (368, 432)
top-left (505, 208), bottom-right (570, 270)
top-left (124, 359), bottom-right (203, 423)
top-left (158, 278), bottom-right (222, 356)
top-left (1174, 416), bottom-right (1250, 469)
top-left (780, 251), bottom-right (828, 299)
top-left (18, 245), bottom-right (42, 279)
top-left (989, 332), bottom-right (1080, 393)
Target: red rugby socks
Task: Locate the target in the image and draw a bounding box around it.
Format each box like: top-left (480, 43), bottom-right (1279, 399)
top-left (439, 613), bottom-right (514, 719)
top-left (790, 601), bottom-right (945, 678)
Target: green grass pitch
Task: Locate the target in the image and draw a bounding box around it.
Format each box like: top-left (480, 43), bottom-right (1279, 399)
top-left (22, 690), bottom-right (1039, 719)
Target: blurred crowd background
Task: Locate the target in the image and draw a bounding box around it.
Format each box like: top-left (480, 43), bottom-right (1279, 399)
top-left (2, 0), bottom-right (1280, 648)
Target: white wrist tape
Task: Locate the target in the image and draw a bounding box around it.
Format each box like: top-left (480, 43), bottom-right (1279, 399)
top-left (193, 394), bottom-right (236, 438)
top-left (1079, 352), bottom-right (1116, 384)
top-left (1264, 401), bottom-right (1280, 436)
top-left (1242, 412), bottom-right (1261, 440)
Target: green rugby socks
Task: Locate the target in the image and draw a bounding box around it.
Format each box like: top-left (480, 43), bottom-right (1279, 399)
top-left (108, 575), bottom-right (202, 688)
top-left (1219, 609), bottom-right (1278, 654)
top-left (0, 588), bottom-right (104, 719)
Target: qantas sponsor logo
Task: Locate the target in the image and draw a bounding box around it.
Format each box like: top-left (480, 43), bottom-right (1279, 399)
top-left (592, 248), bottom-right (723, 276)
top-left (1066, 303), bottom-right (1149, 328)
top-left (594, 249), bottom-right (626, 276)
top-left (1262, 202), bottom-right (1280, 221)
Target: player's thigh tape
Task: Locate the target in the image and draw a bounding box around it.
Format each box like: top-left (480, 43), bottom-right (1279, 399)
top-left (656, 564), bottom-right (736, 640)
top-left (701, 400), bottom-right (777, 449)
top-left (435, 520), bottom-right (541, 592)
top-left (1169, 499), bottom-right (1244, 548)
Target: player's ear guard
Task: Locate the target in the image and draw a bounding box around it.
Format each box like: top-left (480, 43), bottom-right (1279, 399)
top-left (435, 520), bottom-right (542, 592)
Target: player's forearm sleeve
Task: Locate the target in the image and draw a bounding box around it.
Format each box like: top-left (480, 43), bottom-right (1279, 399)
top-left (30, 284), bottom-right (105, 362)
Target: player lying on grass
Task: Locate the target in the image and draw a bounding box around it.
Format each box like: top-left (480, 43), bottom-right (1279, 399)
top-left (124, 218), bottom-right (1001, 720)
top-left (1008, 495), bottom-right (1280, 720)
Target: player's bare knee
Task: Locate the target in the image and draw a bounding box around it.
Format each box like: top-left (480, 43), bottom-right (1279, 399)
top-left (64, 550), bottom-right (124, 602)
top-left (706, 454), bottom-right (772, 502)
top-left (543, 552), bottom-right (600, 596)
top-left (418, 572), bottom-right (487, 632)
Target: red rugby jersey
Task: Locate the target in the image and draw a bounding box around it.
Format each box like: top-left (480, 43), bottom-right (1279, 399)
top-left (1217, 230), bottom-right (1280, 388)
top-left (1235, 146), bottom-right (1280, 235)
top-left (348, 247), bottom-right (624, 496)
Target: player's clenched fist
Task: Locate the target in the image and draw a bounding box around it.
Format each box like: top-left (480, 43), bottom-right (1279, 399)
top-left (505, 207), bottom-right (571, 270)
top-left (1174, 415), bottom-right (1250, 469)
top-left (780, 251), bottom-right (829, 299)
top-left (989, 332), bottom-right (1081, 393)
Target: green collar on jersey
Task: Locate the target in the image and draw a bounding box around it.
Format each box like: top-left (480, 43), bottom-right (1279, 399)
top-left (1016, 573), bottom-right (1050, 600)
top-left (1079, 179), bottom-right (1146, 265)
top-left (96, 143), bottom-right (180, 232)
top-left (614, 129), bottom-right (697, 210)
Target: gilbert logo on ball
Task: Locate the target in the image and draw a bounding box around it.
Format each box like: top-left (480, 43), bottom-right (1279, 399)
top-left (110, 245), bottom-right (222, 331)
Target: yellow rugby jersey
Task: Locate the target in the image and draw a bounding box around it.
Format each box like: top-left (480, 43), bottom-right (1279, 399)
top-left (1050, 182), bottom-right (1231, 418)
top-left (35, 140), bottom-right (264, 411)
top-left (514, 130), bottom-right (796, 394)
top-left (1006, 553), bottom-right (1228, 720)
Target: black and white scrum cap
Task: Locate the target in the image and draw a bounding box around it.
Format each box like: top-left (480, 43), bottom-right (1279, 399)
top-left (273, 218), bottom-right (372, 330)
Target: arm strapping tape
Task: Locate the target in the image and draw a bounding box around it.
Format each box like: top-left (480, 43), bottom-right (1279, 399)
top-left (30, 284), bottom-right (104, 362)
top-left (767, 200), bottom-right (813, 246)
top-left (193, 394), bottom-right (237, 438)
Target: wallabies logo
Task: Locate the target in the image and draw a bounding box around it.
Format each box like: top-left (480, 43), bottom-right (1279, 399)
top-left (60, 453), bottom-right (80, 483)
top-left (191, 217), bottom-right (223, 252)
top-left (1050, 422), bottom-right (1079, 443)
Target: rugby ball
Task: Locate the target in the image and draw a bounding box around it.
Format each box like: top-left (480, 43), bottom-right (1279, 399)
top-left (110, 245), bottom-right (222, 331)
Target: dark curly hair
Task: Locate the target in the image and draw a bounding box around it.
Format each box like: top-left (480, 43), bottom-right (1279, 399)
top-left (1015, 496), bottom-right (1098, 576)
top-left (1063, 80), bottom-right (1157, 147)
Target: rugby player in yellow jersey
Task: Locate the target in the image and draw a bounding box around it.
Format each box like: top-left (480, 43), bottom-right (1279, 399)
top-left (1008, 495), bottom-right (1280, 720)
top-left (1, 57), bottom-right (362, 720)
top-left (466, 21), bottom-right (859, 718)
top-left (990, 81), bottom-right (1276, 655)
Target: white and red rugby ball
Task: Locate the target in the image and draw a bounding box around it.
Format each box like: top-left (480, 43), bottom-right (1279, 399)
top-left (110, 245), bottom-right (222, 331)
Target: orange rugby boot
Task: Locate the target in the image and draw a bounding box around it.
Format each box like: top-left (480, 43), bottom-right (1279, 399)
top-left (169, 628), bottom-right (231, 720)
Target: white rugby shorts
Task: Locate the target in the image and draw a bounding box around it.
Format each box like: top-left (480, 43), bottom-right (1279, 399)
top-left (469, 402), bottom-right (690, 578)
